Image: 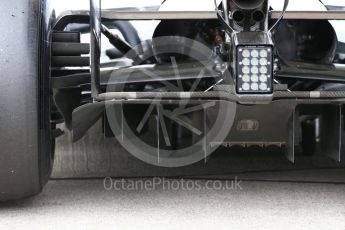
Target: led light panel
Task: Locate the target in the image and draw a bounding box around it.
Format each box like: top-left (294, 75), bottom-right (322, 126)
top-left (237, 46), bottom-right (273, 94)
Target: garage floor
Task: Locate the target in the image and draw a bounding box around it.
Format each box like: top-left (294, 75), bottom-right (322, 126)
top-left (2, 122), bottom-right (345, 229)
top-left (1, 179), bottom-right (345, 230)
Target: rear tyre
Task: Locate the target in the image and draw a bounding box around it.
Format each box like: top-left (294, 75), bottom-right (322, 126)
top-left (0, 0), bottom-right (53, 201)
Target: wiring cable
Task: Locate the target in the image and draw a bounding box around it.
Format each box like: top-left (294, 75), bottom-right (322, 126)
top-left (269, 0), bottom-right (290, 32)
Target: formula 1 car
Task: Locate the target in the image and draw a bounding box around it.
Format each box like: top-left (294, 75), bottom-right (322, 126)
top-left (1, 0), bottom-right (345, 201)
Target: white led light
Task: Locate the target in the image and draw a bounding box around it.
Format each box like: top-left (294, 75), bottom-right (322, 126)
top-left (259, 83), bottom-right (268, 91)
top-left (259, 75), bottom-right (268, 82)
top-left (242, 58), bottom-right (250, 66)
top-left (251, 66), bottom-right (259, 74)
top-left (251, 75), bottom-right (259, 82)
top-left (259, 66), bottom-right (268, 74)
top-left (242, 66), bottom-right (250, 74)
top-left (259, 58), bottom-right (267, 66)
top-left (260, 50), bottom-right (268, 58)
top-left (242, 75), bottom-right (250, 82)
top-left (237, 46), bottom-right (272, 93)
top-left (251, 58), bottom-right (259, 66)
top-left (242, 49), bottom-right (250, 58)
top-left (251, 50), bottom-right (259, 58)
top-left (251, 83), bottom-right (259, 91)
top-left (242, 83), bottom-right (250, 91)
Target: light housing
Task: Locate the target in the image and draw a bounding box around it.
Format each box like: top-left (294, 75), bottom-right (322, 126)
top-left (232, 32), bottom-right (274, 94)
